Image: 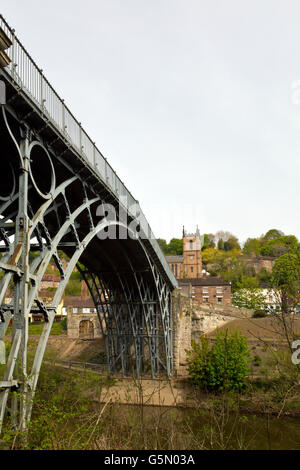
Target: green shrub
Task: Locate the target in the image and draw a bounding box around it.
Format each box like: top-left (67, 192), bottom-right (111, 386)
top-left (186, 329), bottom-right (251, 393)
top-left (60, 317), bottom-right (67, 331)
top-left (252, 310), bottom-right (267, 318)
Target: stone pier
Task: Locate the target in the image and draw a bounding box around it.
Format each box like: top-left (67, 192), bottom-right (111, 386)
top-left (172, 289), bottom-right (253, 376)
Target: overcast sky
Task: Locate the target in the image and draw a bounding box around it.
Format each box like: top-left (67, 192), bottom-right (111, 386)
top-left (2, 1), bottom-right (300, 244)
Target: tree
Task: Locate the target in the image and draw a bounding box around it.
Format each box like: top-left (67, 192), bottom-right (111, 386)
top-left (217, 239), bottom-right (225, 251)
top-left (224, 236), bottom-right (241, 252)
top-left (243, 237), bottom-right (262, 255)
top-left (202, 248), bottom-right (222, 266)
top-left (232, 288), bottom-right (267, 311)
top-left (202, 233), bottom-right (215, 250)
top-left (156, 238), bottom-right (183, 255)
top-left (272, 253), bottom-right (300, 314)
top-left (263, 229), bottom-right (284, 242)
top-left (186, 330), bottom-right (251, 392)
top-left (167, 238), bottom-right (183, 255)
top-left (157, 238), bottom-right (168, 254)
top-left (260, 235), bottom-right (299, 257)
top-left (215, 231), bottom-right (234, 243)
top-left (236, 276), bottom-right (259, 289)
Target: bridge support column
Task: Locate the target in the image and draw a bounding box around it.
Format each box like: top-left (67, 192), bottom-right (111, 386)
top-left (172, 290), bottom-right (192, 376)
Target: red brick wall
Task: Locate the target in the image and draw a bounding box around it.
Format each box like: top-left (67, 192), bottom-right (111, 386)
top-left (190, 284), bottom-right (231, 305)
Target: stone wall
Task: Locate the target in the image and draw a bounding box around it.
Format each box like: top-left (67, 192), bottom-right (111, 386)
top-left (172, 290), bottom-right (192, 375)
top-left (67, 307), bottom-right (102, 339)
top-left (172, 289), bottom-right (253, 375)
top-left (192, 302), bottom-right (253, 342)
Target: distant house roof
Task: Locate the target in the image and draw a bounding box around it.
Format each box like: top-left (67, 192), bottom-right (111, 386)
top-left (42, 274), bottom-right (61, 282)
top-left (178, 277), bottom-right (231, 287)
top-left (63, 296), bottom-right (95, 308)
top-left (165, 255), bottom-right (183, 263)
top-left (241, 255), bottom-right (276, 262)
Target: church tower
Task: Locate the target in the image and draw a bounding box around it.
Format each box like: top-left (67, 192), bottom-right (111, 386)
top-left (182, 226), bottom-right (202, 278)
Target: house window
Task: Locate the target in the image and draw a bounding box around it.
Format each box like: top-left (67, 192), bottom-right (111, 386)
top-left (202, 287), bottom-right (209, 294)
top-left (217, 297), bottom-right (223, 304)
top-left (203, 296), bottom-right (209, 303)
top-left (175, 264), bottom-right (178, 277)
top-left (216, 287), bottom-right (223, 294)
top-left (82, 308), bottom-right (90, 313)
top-left (73, 308), bottom-right (78, 313)
top-left (189, 240), bottom-right (193, 250)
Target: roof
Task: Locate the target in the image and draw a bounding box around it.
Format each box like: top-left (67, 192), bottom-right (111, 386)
top-left (178, 277), bottom-right (231, 287)
top-left (241, 255), bottom-right (276, 262)
top-left (63, 296), bottom-right (95, 308)
top-left (165, 255), bottom-right (183, 263)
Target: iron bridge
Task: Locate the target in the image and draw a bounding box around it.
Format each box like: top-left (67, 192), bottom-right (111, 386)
top-left (0, 15), bottom-right (177, 432)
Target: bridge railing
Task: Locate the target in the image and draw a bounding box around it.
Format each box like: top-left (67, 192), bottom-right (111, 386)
top-left (0, 15), bottom-right (177, 287)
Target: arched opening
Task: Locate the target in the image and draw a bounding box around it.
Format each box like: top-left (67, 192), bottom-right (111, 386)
top-left (79, 320), bottom-right (94, 340)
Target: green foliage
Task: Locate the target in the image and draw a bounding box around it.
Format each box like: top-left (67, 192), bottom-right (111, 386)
top-left (186, 330), bottom-right (251, 393)
top-left (60, 317), bottom-right (67, 331)
top-left (252, 310), bottom-right (267, 318)
top-left (168, 238), bottom-right (183, 255)
top-left (64, 270), bottom-right (83, 297)
top-left (271, 253), bottom-right (300, 313)
top-left (217, 239), bottom-right (224, 251)
top-left (223, 236), bottom-right (241, 252)
top-left (272, 253), bottom-right (300, 288)
top-left (232, 287), bottom-right (267, 311)
top-left (243, 238), bottom-right (262, 255)
top-left (202, 248), bottom-right (241, 282)
top-left (260, 235), bottom-right (299, 257)
top-left (1, 365), bottom-right (112, 450)
top-left (236, 276), bottom-right (259, 289)
top-left (157, 238), bottom-right (183, 255)
top-left (263, 229), bottom-right (284, 242)
top-left (257, 268), bottom-right (272, 284)
top-left (157, 238), bottom-right (168, 253)
top-left (28, 321), bottom-right (67, 336)
top-left (202, 233), bottom-right (215, 250)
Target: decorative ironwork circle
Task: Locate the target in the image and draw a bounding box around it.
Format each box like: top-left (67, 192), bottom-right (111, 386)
top-left (28, 141), bottom-right (56, 199)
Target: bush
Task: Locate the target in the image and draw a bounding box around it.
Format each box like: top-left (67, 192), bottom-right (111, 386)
top-left (60, 317), bottom-right (67, 331)
top-left (252, 310), bottom-right (267, 318)
top-left (186, 329), bottom-right (251, 393)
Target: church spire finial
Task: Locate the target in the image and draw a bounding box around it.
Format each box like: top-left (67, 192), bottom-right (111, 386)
top-left (182, 225), bottom-right (185, 238)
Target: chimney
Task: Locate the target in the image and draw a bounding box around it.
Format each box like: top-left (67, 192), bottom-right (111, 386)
top-left (81, 280), bottom-right (89, 300)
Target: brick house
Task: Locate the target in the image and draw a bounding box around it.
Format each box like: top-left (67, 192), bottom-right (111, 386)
top-left (178, 277), bottom-right (232, 305)
top-left (40, 273), bottom-right (61, 289)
